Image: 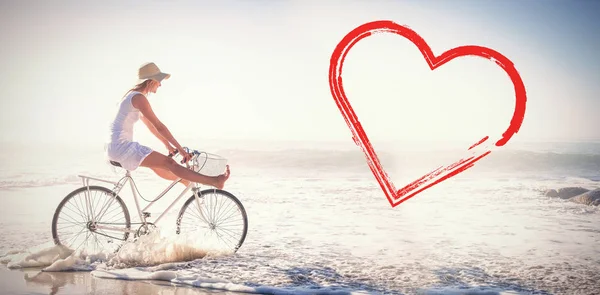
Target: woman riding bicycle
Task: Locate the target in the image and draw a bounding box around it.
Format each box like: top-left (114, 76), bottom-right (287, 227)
top-left (105, 62), bottom-right (230, 189)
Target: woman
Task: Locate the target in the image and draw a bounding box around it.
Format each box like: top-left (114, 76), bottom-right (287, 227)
top-left (106, 62), bottom-right (230, 189)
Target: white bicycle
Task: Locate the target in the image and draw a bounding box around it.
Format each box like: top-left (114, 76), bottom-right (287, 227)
top-left (50, 147), bottom-right (248, 255)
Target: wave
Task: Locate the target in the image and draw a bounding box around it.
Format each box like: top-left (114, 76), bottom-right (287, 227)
top-left (3, 240), bottom-right (534, 295)
top-left (0, 169), bottom-right (129, 190)
top-left (0, 175), bottom-right (83, 189)
top-left (215, 148), bottom-right (600, 174)
top-left (1, 148), bottom-right (599, 190)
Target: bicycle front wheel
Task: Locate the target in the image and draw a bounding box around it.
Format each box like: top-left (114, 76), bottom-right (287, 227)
top-left (176, 189), bottom-right (248, 253)
top-left (51, 185), bottom-right (131, 254)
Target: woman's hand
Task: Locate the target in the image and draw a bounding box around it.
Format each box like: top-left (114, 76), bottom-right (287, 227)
top-left (178, 147), bottom-right (193, 164)
top-left (166, 144), bottom-right (177, 157)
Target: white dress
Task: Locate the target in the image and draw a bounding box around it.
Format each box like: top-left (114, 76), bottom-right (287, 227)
top-left (105, 91), bottom-right (154, 171)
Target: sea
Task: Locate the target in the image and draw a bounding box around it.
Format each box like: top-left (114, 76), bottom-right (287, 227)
top-left (0, 139), bottom-right (599, 295)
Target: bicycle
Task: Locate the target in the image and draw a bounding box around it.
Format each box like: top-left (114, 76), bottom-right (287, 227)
top-left (50, 147), bottom-right (248, 256)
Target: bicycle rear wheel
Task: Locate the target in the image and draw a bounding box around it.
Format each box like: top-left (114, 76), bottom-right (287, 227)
top-left (176, 189), bottom-right (248, 253)
top-left (51, 185), bottom-right (131, 254)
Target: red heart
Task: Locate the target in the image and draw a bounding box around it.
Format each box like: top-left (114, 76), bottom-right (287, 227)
top-left (328, 20), bottom-right (527, 208)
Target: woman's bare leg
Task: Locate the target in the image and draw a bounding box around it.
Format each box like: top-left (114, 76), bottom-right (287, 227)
top-left (150, 167), bottom-right (191, 187)
top-left (140, 152), bottom-right (230, 189)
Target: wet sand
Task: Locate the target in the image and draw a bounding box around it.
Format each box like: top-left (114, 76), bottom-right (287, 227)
top-left (0, 266), bottom-right (237, 295)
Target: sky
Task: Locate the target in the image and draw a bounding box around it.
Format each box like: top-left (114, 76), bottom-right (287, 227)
top-left (0, 0), bottom-right (599, 152)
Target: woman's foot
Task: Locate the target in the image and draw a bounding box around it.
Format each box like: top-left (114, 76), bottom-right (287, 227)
top-left (213, 165), bottom-right (231, 189)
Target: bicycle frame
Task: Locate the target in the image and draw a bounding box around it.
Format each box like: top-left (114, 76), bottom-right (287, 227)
top-left (78, 169), bottom-right (205, 236)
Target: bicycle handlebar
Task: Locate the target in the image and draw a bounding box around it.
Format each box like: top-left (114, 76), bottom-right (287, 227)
top-left (168, 147), bottom-right (202, 165)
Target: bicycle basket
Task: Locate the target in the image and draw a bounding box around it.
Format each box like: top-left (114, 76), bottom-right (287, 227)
top-left (193, 152), bottom-right (228, 177)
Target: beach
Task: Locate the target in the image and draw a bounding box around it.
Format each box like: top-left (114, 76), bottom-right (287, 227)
top-left (1, 141), bottom-right (599, 294)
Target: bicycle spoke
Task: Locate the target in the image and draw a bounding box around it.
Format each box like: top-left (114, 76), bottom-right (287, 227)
top-left (213, 228), bottom-right (235, 250)
top-left (213, 205), bottom-right (239, 225)
top-left (95, 192), bottom-right (118, 223)
top-left (65, 226), bottom-right (87, 246)
top-left (57, 209), bottom-right (85, 226)
top-left (211, 195), bottom-right (231, 224)
top-left (56, 222), bottom-right (86, 232)
top-left (68, 197), bottom-right (88, 222)
top-left (214, 227), bottom-right (241, 245)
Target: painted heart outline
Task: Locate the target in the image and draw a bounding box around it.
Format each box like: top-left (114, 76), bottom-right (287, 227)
top-left (328, 20), bottom-right (527, 208)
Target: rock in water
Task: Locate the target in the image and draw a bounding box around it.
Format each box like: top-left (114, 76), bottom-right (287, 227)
top-left (556, 187), bottom-right (590, 199)
top-left (570, 188), bottom-right (600, 206)
top-left (544, 189), bottom-right (559, 198)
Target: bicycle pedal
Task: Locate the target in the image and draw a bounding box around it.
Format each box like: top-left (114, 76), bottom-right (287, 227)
top-left (143, 212), bottom-right (151, 218)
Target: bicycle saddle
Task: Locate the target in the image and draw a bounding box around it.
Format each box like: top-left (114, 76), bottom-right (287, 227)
top-left (109, 160), bottom-right (122, 168)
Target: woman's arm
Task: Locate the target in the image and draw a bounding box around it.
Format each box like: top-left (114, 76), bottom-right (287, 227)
top-left (132, 94), bottom-right (185, 153)
top-left (140, 114), bottom-right (170, 148)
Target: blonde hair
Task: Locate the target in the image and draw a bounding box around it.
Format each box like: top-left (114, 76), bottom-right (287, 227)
top-left (122, 79), bottom-right (156, 98)
top-left (132, 79), bottom-right (156, 92)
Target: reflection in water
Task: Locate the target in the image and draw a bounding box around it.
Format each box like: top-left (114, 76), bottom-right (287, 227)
top-left (3, 267), bottom-right (239, 295)
top-left (23, 270), bottom-right (82, 295)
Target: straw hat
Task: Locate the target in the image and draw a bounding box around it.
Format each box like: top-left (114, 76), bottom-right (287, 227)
top-left (138, 62), bottom-right (170, 83)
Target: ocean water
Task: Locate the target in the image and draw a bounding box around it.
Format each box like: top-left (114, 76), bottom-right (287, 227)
top-left (0, 140), bottom-right (599, 295)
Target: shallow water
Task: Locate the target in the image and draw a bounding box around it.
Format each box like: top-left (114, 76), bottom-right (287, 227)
top-left (1, 142), bottom-right (599, 294)
top-left (0, 265), bottom-right (239, 295)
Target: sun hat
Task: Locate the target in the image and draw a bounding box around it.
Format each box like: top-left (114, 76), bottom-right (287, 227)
top-left (138, 62), bottom-right (171, 83)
